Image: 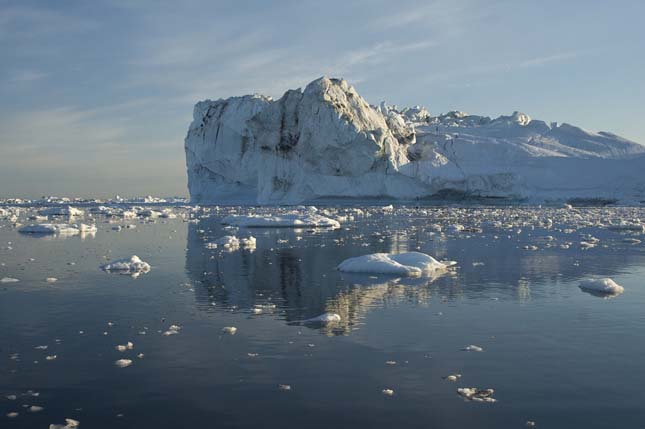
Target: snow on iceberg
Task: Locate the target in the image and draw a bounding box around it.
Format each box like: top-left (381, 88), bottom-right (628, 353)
top-left (185, 76), bottom-right (645, 204)
top-left (337, 252), bottom-right (455, 277)
top-left (579, 278), bottom-right (624, 296)
top-left (101, 255), bottom-right (151, 276)
top-left (221, 214), bottom-right (340, 229)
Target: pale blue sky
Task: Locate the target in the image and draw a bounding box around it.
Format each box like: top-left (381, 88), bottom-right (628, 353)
top-left (1, 0), bottom-right (644, 198)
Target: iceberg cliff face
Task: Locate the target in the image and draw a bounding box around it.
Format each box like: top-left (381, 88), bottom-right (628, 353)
top-left (185, 77), bottom-right (645, 204)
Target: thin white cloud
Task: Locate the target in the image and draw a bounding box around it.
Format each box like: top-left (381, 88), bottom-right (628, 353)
top-left (519, 51), bottom-right (587, 68)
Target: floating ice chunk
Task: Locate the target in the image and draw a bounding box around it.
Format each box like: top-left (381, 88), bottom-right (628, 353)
top-left (222, 214), bottom-right (340, 229)
top-left (381, 389), bottom-right (395, 396)
top-left (304, 312), bottom-right (341, 323)
top-left (29, 405), bottom-right (44, 412)
top-left (6, 394), bottom-right (17, 400)
top-left (216, 235), bottom-right (240, 250)
top-left (338, 252), bottom-right (455, 277)
top-left (607, 222), bottom-right (644, 232)
top-left (49, 418), bottom-right (80, 429)
top-left (115, 359), bottom-right (132, 368)
top-left (163, 325), bottom-right (181, 336)
top-left (45, 355), bottom-right (57, 361)
top-left (579, 278), bottom-right (624, 296)
top-left (278, 384), bottom-right (291, 391)
top-left (462, 345), bottom-right (484, 352)
top-left (1, 277), bottom-right (19, 283)
top-left (222, 326), bottom-right (237, 335)
top-left (101, 256), bottom-right (151, 275)
top-left (444, 374), bottom-right (462, 382)
top-left (39, 206), bottom-right (84, 217)
top-left (19, 223), bottom-right (96, 236)
top-left (623, 238), bottom-right (641, 244)
top-left (116, 342), bottom-right (133, 352)
top-left (457, 387), bottom-right (497, 402)
top-left (7, 412), bottom-right (19, 418)
top-left (46, 277), bottom-right (58, 283)
top-left (240, 236), bottom-right (256, 249)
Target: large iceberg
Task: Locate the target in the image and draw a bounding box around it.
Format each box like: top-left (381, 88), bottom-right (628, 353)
top-left (185, 76), bottom-right (645, 204)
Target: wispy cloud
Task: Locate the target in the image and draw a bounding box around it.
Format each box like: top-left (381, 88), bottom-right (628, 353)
top-left (519, 51), bottom-right (587, 68)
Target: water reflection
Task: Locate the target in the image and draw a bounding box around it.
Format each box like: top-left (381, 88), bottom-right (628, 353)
top-left (185, 213), bottom-right (645, 335)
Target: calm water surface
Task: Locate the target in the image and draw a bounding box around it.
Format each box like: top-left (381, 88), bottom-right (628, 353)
top-left (1, 206), bottom-right (645, 428)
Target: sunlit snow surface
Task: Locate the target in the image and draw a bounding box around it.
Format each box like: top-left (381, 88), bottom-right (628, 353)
top-left (1, 202), bottom-right (645, 428)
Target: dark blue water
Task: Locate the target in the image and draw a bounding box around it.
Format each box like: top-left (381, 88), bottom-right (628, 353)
top-left (1, 206), bottom-right (645, 428)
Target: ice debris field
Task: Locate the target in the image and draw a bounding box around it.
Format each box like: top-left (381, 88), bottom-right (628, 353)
top-left (1, 196), bottom-right (645, 428)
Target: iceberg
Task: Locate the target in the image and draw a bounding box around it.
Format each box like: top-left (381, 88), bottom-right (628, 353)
top-left (185, 77), bottom-right (645, 204)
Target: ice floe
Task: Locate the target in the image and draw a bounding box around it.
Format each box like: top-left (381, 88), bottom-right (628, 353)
top-left (49, 418), bottom-right (80, 429)
top-left (222, 214), bottom-right (340, 229)
top-left (100, 256), bottom-right (151, 276)
top-left (115, 359), bottom-right (132, 368)
top-left (579, 278), bottom-right (624, 296)
top-left (457, 387), bottom-right (497, 402)
top-left (19, 223), bottom-right (96, 236)
top-left (338, 252), bottom-right (455, 277)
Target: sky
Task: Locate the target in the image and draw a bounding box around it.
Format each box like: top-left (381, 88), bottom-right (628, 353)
top-left (1, 0), bottom-right (644, 198)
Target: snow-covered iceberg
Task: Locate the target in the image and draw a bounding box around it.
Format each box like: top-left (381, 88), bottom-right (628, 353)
top-left (185, 76), bottom-right (645, 204)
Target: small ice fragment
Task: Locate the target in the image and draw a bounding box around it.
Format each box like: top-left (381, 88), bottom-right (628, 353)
top-left (35, 345), bottom-right (48, 350)
top-left (116, 345), bottom-right (127, 352)
top-left (444, 374), bottom-right (462, 382)
top-left (457, 387), bottom-right (496, 402)
top-left (45, 355), bottom-right (57, 361)
top-left (7, 412), bottom-right (19, 418)
top-left (6, 394), bottom-right (17, 400)
top-left (526, 421), bottom-right (536, 427)
top-left (29, 405), bottom-right (44, 412)
top-left (463, 345), bottom-right (483, 352)
top-left (1, 277), bottom-right (19, 283)
top-left (278, 384), bottom-right (291, 391)
top-left (240, 236), bottom-right (256, 249)
top-left (385, 360), bottom-right (397, 365)
top-left (222, 326), bottom-right (237, 335)
top-left (137, 353), bottom-right (144, 359)
top-left (49, 418), bottom-right (80, 429)
top-left (46, 277), bottom-right (58, 283)
top-left (115, 359), bottom-right (132, 368)
top-left (381, 389), bottom-right (395, 396)
top-left (163, 325), bottom-right (181, 336)
top-left (304, 312), bottom-right (341, 323)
